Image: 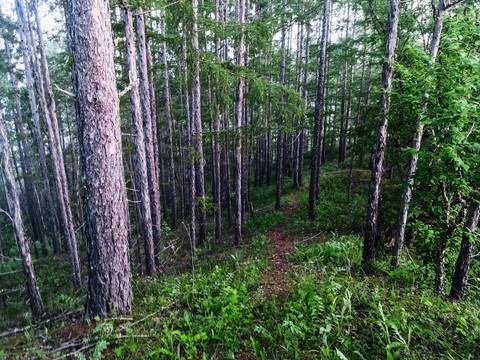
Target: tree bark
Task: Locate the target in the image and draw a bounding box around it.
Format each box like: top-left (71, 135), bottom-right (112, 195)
top-left (0, 7), bottom-right (52, 256)
top-left (0, 106), bottom-right (44, 319)
top-left (136, 12), bottom-right (162, 264)
top-left (363, 0), bottom-right (400, 264)
top-left (67, 0), bottom-right (132, 317)
top-left (234, 0), bottom-right (246, 245)
top-left (308, 0), bottom-right (331, 219)
top-left (160, 17), bottom-right (178, 231)
top-left (449, 200), bottom-right (480, 300)
top-left (191, 0), bottom-right (207, 244)
top-left (392, 0), bottom-right (448, 268)
top-left (12, 1), bottom-right (60, 260)
top-left (121, 7), bottom-right (156, 276)
top-left (17, 0), bottom-right (82, 288)
top-left (275, 0), bottom-right (287, 211)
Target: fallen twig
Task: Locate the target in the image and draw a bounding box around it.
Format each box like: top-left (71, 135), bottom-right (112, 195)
top-left (0, 311), bottom-right (76, 338)
top-left (48, 341), bottom-right (82, 356)
top-left (301, 232), bottom-right (323, 242)
top-left (120, 302), bottom-right (176, 330)
top-left (54, 343), bottom-right (95, 360)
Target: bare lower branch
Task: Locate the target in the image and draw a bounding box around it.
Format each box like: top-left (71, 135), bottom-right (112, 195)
top-left (119, 82), bottom-right (135, 98)
top-left (54, 84), bottom-right (75, 97)
top-left (445, 0), bottom-right (467, 11)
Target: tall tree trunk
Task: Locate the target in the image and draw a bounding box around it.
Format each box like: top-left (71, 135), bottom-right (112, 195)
top-left (0, 8), bottom-right (52, 256)
top-left (308, 0), bottom-right (331, 219)
top-left (121, 7), bottom-right (156, 276)
top-left (17, 0), bottom-right (82, 288)
top-left (347, 44), bottom-right (367, 203)
top-left (191, 0), bottom-right (207, 244)
top-left (449, 200), bottom-right (480, 300)
top-left (183, 32), bottom-right (196, 256)
top-left (213, 0), bottom-right (222, 241)
top-left (275, 0), bottom-right (287, 211)
top-left (136, 12), bottom-right (162, 264)
top-left (298, 25), bottom-right (310, 187)
top-left (11, 2), bottom-right (60, 259)
top-left (29, 0), bottom-right (82, 286)
top-left (235, 0), bottom-right (246, 245)
top-left (392, 0), bottom-right (451, 268)
top-left (160, 17), bottom-right (178, 231)
top-left (339, 60), bottom-right (348, 164)
top-left (68, 0), bottom-right (133, 317)
top-left (0, 106), bottom-right (44, 319)
top-left (363, 0), bottom-right (400, 264)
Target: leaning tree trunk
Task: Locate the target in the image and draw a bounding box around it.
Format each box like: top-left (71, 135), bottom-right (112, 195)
top-left (0, 7), bottom-right (52, 256)
top-left (121, 7), bottom-right (156, 276)
top-left (449, 200), bottom-right (480, 300)
top-left (363, 0), bottom-right (400, 264)
top-left (0, 106), bottom-right (44, 319)
top-left (392, 0), bottom-right (462, 268)
top-left (67, 0), bottom-right (132, 317)
top-left (308, 0), bottom-right (331, 219)
top-left (17, 0), bottom-right (83, 289)
top-left (13, 0), bottom-right (60, 260)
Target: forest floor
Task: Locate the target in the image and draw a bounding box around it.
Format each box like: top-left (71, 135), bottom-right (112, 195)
top-left (2, 164), bottom-right (480, 359)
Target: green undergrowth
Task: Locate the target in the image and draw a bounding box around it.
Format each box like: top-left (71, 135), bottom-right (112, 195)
top-left (2, 165), bottom-right (480, 359)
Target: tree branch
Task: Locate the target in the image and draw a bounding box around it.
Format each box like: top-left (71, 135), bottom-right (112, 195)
top-left (119, 82), bottom-right (135, 98)
top-left (54, 84), bottom-right (74, 98)
top-left (369, 1), bottom-right (385, 35)
top-left (445, 0), bottom-right (467, 11)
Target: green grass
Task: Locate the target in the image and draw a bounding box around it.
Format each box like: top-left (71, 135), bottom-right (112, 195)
top-left (2, 163), bottom-right (480, 359)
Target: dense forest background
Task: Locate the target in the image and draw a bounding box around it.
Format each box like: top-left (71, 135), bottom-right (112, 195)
top-left (0, 0), bottom-right (480, 358)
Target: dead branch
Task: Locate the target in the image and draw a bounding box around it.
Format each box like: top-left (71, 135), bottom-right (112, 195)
top-left (54, 84), bottom-right (75, 98)
top-left (120, 302), bottom-right (176, 330)
top-left (0, 311), bottom-right (76, 339)
top-left (119, 83), bottom-right (135, 98)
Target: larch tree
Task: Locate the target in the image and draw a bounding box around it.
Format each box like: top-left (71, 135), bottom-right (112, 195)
top-left (16, 0), bottom-right (83, 289)
top-left (449, 199), bottom-right (480, 300)
top-left (136, 12), bottom-right (163, 265)
top-left (67, 0), bottom-right (133, 317)
top-left (121, 6), bottom-right (156, 276)
top-left (0, 106), bottom-right (43, 319)
top-left (363, 0), bottom-right (401, 264)
top-left (235, 0), bottom-right (246, 246)
top-left (391, 0), bottom-right (466, 269)
top-left (191, 0), bottom-right (207, 244)
top-left (308, 0), bottom-right (330, 219)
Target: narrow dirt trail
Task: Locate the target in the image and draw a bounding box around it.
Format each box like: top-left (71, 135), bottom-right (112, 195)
top-left (258, 202), bottom-right (298, 301)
